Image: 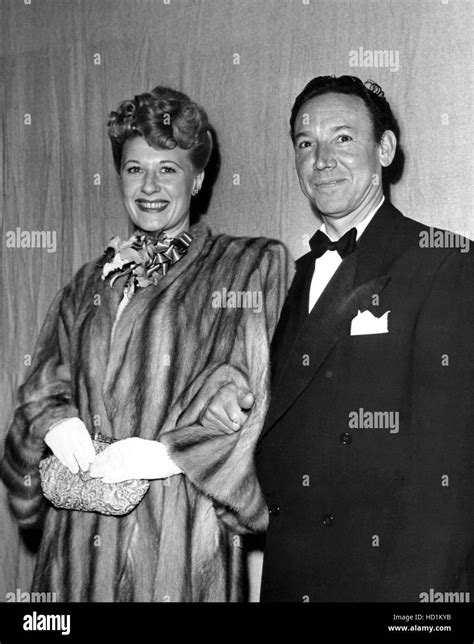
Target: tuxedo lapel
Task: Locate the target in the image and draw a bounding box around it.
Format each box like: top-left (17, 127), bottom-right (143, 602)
top-left (354, 199), bottom-right (404, 287)
top-left (262, 201), bottom-right (403, 438)
top-left (270, 253), bottom-right (314, 385)
top-left (264, 255), bottom-right (389, 435)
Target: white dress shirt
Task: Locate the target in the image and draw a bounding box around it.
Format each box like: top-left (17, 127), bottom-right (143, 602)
top-left (308, 196), bottom-right (385, 312)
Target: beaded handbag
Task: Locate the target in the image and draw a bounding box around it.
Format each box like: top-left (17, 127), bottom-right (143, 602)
top-left (39, 433), bottom-right (150, 516)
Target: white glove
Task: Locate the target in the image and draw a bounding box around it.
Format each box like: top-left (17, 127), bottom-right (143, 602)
top-left (44, 417), bottom-right (96, 474)
top-left (88, 437), bottom-right (182, 483)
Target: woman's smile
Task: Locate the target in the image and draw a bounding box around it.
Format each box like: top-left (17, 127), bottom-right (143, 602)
top-left (135, 198), bottom-right (170, 213)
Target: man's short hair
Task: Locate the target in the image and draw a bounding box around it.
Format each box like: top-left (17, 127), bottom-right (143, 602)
top-left (290, 75), bottom-right (400, 145)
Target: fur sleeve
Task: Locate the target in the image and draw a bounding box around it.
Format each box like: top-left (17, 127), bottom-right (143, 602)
top-left (160, 242), bottom-right (292, 532)
top-left (1, 280), bottom-right (81, 528)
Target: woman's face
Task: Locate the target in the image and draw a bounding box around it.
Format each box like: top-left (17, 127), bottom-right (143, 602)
top-left (120, 136), bottom-right (204, 236)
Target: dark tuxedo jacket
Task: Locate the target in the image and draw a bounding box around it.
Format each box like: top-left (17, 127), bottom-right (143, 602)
top-left (256, 200), bottom-right (474, 602)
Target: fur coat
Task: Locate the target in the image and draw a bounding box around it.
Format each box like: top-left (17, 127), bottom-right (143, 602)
top-left (1, 222), bottom-right (290, 602)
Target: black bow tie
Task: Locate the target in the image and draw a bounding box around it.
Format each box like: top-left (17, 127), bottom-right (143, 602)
top-left (309, 227), bottom-right (358, 259)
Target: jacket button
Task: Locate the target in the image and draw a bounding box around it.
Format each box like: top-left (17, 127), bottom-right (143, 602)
top-left (322, 514), bottom-right (334, 527)
top-left (268, 504), bottom-right (281, 516)
top-left (339, 432), bottom-right (352, 445)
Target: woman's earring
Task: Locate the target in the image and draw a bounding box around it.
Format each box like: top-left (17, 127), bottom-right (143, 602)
top-left (192, 187), bottom-right (199, 196)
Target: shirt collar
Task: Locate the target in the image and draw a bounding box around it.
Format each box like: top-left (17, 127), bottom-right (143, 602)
top-left (321, 195), bottom-right (385, 241)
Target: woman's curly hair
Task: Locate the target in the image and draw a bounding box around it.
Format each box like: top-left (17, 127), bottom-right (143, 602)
top-left (108, 86), bottom-right (213, 173)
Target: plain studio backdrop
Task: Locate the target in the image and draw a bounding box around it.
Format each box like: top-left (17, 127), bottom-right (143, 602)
top-left (0, 0), bottom-right (472, 600)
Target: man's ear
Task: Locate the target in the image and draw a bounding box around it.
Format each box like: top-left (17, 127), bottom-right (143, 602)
top-left (378, 130), bottom-right (397, 167)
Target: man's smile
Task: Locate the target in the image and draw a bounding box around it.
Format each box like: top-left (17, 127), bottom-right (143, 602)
top-left (314, 179), bottom-right (346, 189)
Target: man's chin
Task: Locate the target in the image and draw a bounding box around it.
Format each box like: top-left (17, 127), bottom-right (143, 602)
top-left (310, 201), bottom-right (351, 219)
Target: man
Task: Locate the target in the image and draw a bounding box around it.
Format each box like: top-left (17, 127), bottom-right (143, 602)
top-left (203, 76), bottom-right (474, 602)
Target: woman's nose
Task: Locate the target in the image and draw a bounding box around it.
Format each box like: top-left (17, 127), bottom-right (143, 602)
top-left (141, 170), bottom-right (161, 194)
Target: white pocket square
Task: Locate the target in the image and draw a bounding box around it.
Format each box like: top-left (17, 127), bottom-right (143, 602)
top-left (350, 309), bottom-right (390, 336)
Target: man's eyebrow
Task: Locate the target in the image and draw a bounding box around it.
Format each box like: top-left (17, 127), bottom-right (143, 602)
top-left (294, 124), bottom-right (355, 139)
top-left (331, 124), bottom-right (355, 132)
top-left (294, 130), bottom-right (312, 139)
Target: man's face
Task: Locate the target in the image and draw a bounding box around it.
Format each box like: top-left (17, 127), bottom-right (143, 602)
top-left (293, 92), bottom-right (386, 221)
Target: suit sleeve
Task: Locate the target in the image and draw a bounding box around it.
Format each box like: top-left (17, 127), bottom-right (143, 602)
top-left (160, 242), bottom-right (292, 533)
top-left (385, 247), bottom-right (474, 598)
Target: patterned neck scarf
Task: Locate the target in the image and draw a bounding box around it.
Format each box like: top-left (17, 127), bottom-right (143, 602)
top-left (101, 229), bottom-right (193, 293)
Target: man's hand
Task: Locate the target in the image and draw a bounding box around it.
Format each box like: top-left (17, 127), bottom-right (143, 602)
top-left (44, 417), bottom-right (96, 474)
top-left (201, 383), bottom-right (255, 433)
top-left (89, 437), bottom-right (182, 483)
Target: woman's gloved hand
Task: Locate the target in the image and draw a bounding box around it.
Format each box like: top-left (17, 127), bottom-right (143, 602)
top-left (44, 417), bottom-right (96, 474)
top-left (89, 437), bottom-right (182, 483)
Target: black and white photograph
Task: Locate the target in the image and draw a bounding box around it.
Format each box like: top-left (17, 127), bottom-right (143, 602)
top-left (0, 0), bottom-right (473, 641)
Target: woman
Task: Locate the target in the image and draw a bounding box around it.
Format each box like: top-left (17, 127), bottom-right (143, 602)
top-left (1, 86), bottom-right (290, 601)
